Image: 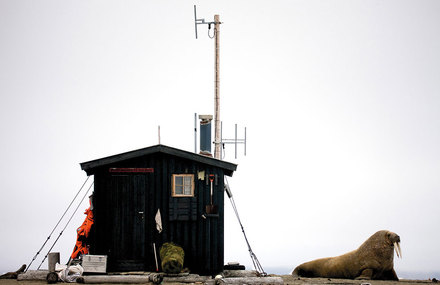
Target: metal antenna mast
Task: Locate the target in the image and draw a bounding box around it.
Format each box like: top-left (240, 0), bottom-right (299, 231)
top-left (194, 5), bottom-right (222, 159)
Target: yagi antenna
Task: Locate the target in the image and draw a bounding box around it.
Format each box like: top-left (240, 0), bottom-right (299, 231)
top-left (220, 122), bottom-right (247, 159)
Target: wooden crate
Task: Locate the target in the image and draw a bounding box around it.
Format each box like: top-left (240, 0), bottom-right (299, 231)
top-left (82, 255), bottom-right (107, 273)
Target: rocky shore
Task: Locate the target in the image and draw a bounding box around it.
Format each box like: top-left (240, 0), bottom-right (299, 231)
top-left (281, 276), bottom-right (437, 285)
top-left (0, 270), bottom-right (438, 285)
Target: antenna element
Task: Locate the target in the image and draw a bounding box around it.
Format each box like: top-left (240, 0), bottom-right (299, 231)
top-left (194, 5), bottom-right (217, 39)
top-left (194, 5), bottom-right (198, 39)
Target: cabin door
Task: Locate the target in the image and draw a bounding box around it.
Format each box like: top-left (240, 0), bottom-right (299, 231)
top-left (110, 174), bottom-right (148, 271)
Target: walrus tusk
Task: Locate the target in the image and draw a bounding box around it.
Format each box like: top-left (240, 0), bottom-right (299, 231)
top-left (394, 242), bottom-right (402, 258)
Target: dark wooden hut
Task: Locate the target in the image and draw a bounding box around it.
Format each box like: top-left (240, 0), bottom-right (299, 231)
top-left (80, 144), bottom-right (237, 275)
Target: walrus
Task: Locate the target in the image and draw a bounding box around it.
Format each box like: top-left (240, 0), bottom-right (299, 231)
top-left (292, 230), bottom-right (402, 280)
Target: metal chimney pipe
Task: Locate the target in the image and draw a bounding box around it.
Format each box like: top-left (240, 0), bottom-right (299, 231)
top-left (199, 115), bottom-right (213, 157)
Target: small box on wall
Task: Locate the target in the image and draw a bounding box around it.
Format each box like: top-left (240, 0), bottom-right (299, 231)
top-left (82, 255), bottom-right (107, 273)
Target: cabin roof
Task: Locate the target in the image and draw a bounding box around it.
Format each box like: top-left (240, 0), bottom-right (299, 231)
top-left (80, 144), bottom-right (237, 176)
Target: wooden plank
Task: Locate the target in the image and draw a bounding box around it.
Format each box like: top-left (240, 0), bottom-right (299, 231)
top-left (218, 169), bottom-right (225, 272)
top-left (146, 161), bottom-right (156, 271)
top-left (78, 275), bottom-right (151, 284)
top-left (217, 277), bottom-right (284, 285)
top-left (163, 274), bottom-right (211, 283)
top-left (17, 270), bottom-right (48, 281)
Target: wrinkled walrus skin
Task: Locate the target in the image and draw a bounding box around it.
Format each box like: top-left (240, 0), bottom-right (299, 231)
top-left (292, 230), bottom-right (402, 280)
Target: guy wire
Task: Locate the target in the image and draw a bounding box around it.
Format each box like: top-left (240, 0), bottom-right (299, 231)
top-left (225, 177), bottom-right (267, 276)
top-left (25, 176), bottom-right (90, 272)
top-left (37, 180), bottom-right (94, 270)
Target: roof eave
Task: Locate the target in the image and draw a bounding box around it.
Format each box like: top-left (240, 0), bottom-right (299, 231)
top-left (80, 144), bottom-right (237, 176)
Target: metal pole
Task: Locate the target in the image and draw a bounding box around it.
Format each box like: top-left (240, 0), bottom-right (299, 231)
top-left (194, 5), bottom-right (198, 39)
top-left (244, 127), bottom-right (247, 156)
top-left (158, 126), bottom-right (161, 144)
top-left (235, 124), bottom-right (237, 159)
top-left (214, 14), bottom-right (221, 159)
top-left (194, 113), bottom-right (197, 153)
top-left (220, 121), bottom-right (223, 159)
top-left (153, 243), bottom-right (159, 272)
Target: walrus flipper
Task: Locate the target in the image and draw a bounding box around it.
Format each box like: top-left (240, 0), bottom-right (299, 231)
top-left (292, 267), bottom-right (313, 278)
top-left (355, 269), bottom-right (374, 280)
top-left (380, 269), bottom-right (399, 281)
top-left (0, 264), bottom-right (26, 279)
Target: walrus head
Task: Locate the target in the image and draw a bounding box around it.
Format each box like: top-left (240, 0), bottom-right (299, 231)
top-left (386, 231), bottom-right (402, 258)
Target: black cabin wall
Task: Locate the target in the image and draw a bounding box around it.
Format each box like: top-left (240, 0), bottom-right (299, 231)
top-left (89, 152), bottom-right (225, 275)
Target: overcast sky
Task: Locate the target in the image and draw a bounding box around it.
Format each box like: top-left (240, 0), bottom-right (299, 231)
top-left (1, 0), bottom-right (439, 278)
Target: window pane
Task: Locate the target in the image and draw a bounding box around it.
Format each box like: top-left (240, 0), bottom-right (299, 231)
top-left (184, 176), bottom-right (192, 186)
top-left (175, 185), bottom-right (183, 195)
top-left (175, 176), bottom-right (183, 186)
top-left (184, 185), bottom-right (191, 195)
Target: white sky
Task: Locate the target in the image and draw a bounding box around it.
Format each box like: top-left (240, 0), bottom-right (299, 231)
top-left (1, 0), bottom-right (439, 278)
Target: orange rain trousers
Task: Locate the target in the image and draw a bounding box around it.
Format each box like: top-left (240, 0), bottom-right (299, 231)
top-left (70, 207), bottom-right (94, 259)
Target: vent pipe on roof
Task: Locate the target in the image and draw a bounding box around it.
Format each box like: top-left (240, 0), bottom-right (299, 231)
top-left (199, 115), bottom-right (213, 157)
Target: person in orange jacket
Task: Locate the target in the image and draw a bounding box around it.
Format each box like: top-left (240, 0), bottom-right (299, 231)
top-left (70, 200), bottom-right (94, 260)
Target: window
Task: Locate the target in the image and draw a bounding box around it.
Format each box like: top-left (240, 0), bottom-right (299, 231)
top-left (172, 174), bottom-right (194, 197)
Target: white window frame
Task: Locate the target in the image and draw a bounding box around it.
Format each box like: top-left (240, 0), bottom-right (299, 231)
top-left (172, 174), bottom-right (195, 197)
